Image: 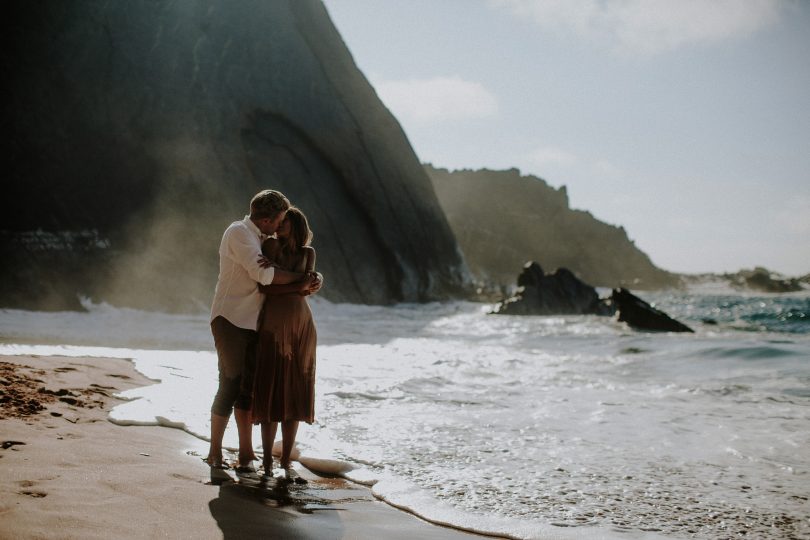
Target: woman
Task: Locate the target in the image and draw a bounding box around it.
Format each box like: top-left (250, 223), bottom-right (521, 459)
top-left (252, 206), bottom-right (318, 482)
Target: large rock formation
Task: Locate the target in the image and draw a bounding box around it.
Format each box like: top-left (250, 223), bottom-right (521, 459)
top-left (426, 165), bottom-right (678, 291)
top-left (493, 262), bottom-right (612, 316)
top-left (2, 1), bottom-right (469, 311)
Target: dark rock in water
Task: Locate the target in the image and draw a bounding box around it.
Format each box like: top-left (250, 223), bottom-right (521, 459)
top-left (611, 288), bottom-right (693, 333)
top-left (1, 0), bottom-right (469, 310)
top-left (493, 262), bottom-right (613, 316)
top-left (493, 263), bottom-right (694, 334)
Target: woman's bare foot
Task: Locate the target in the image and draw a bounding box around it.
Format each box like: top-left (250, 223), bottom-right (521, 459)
top-left (238, 450), bottom-right (258, 468)
top-left (203, 454), bottom-right (228, 469)
top-left (280, 462), bottom-right (307, 484)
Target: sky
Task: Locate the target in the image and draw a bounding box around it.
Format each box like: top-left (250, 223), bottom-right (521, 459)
top-left (322, 0), bottom-right (810, 276)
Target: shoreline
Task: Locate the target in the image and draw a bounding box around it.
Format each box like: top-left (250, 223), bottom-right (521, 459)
top-left (0, 354), bottom-right (489, 539)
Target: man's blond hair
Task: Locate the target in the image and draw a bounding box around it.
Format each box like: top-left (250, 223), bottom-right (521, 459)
top-left (249, 189), bottom-right (290, 220)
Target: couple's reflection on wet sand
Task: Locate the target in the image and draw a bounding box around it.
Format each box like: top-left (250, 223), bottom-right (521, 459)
top-left (199, 448), bottom-right (485, 540)
top-left (207, 464), bottom-right (363, 539)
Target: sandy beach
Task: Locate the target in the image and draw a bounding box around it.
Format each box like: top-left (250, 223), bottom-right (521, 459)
top-left (0, 354), bottom-right (487, 540)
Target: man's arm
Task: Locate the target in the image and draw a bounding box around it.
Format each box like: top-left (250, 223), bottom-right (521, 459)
top-left (303, 248), bottom-right (322, 295)
top-left (259, 274), bottom-right (315, 295)
top-left (258, 282), bottom-right (301, 295)
top-left (308, 272), bottom-right (323, 295)
top-left (256, 249), bottom-right (318, 290)
top-left (228, 227), bottom-right (304, 285)
top-left (267, 267), bottom-right (307, 285)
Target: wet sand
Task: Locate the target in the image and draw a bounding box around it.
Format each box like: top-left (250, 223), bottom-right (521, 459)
top-left (0, 354), bottom-right (489, 539)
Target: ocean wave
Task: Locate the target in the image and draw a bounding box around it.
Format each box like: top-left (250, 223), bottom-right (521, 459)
top-left (326, 390), bottom-right (404, 401)
top-left (781, 387), bottom-right (810, 399)
top-left (693, 345), bottom-right (798, 360)
top-left (742, 308), bottom-right (809, 333)
top-left (696, 384), bottom-right (752, 397)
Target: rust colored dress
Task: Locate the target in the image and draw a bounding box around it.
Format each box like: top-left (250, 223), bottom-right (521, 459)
top-left (252, 243), bottom-right (317, 424)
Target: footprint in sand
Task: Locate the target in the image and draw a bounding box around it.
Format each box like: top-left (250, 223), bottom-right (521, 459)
top-left (1, 440), bottom-right (26, 450)
top-left (19, 490), bottom-right (47, 498)
top-left (54, 367), bottom-right (77, 373)
top-left (16, 479), bottom-right (46, 498)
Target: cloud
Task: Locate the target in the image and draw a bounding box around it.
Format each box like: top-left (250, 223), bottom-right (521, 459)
top-left (372, 76), bottom-right (498, 125)
top-left (492, 0), bottom-right (784, 56)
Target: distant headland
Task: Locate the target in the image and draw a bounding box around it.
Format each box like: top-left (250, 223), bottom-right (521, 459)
top-left (426, 165), bottom-right (808, 297)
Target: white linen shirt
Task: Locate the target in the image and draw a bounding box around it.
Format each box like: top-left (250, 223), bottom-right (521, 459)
top-left (210, 216), bottom-right (276, 330)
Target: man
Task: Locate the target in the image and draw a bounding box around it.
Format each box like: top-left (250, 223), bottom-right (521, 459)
top-left (206, 189), bottom-right (321, 469)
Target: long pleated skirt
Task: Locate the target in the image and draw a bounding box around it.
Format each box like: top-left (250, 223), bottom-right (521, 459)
top-left (251, 294), bottom-right (317, 424)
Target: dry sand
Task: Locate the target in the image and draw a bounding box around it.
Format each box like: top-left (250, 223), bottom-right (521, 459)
top-left (0, 354), bottom-right (488, 539)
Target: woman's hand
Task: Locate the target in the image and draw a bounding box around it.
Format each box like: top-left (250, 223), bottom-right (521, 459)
top-left (257, 255), bottom-right (274, 269)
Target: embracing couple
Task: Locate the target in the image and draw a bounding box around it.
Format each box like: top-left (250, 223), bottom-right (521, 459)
top-left (206, 189), bottom-right (322, 482)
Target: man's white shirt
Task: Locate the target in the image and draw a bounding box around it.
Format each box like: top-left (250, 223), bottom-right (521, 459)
top-left (210, 216), bottom-right (276, 330)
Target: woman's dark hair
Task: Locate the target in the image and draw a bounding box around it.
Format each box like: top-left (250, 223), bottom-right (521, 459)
top-left (279, 206), bottom-right (313, 255)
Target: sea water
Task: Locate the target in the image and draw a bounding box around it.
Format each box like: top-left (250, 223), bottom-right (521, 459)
top-left (1, 287), bottom-right (808, 539)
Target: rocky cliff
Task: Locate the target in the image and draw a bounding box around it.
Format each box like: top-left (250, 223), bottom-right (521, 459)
top-left (426, 165), bottom-right (678, 290)
top-left (2, 1), bottom-right (469, 310)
